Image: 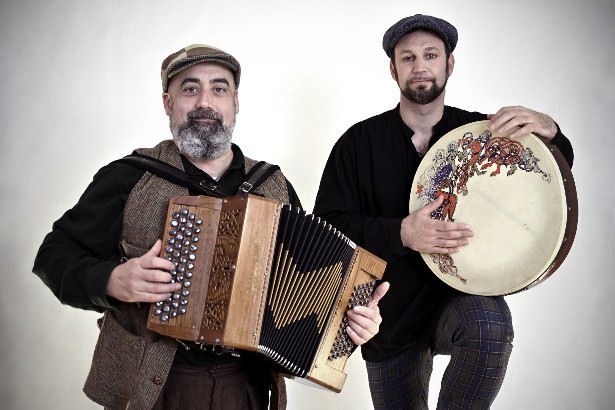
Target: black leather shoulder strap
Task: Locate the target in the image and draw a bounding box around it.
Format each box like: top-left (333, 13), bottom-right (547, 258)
top-left (116, 154), bottom-right (281, 198)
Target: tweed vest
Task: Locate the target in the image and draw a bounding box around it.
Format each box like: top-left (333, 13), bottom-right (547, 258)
top-left (83, 140), bottom-right (290, 409)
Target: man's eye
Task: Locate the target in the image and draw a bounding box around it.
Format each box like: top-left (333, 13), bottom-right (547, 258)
top-left (426, 53), bottom-right (437, 59)
top-left (213, 87), bottom-right (227, 93)
top-left (183, 86), bottom-right (198, 93)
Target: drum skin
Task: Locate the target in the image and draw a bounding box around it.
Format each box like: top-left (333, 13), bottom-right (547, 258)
top-left (409, 120), bottom-right (577, 295)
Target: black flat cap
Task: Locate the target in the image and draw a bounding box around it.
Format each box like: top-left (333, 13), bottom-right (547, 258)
top-left (382, 14), bottom-right (458, 58)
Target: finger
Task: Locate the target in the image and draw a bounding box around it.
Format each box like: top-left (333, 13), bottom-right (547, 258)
top-left (435, 223), bottom-right (473, 237)
top-left (346, 312), bottom-right (380, 342)
top-left (345, 325), bottom-right (366, 346)
top-left (145, 269), bottom-right (179, 284)
top-left (432, 218), bottom-right (472, 234)
top-left (367, 282), bottom-right (390, 308)
top-left (349, 305), bottom-right (381, 322)
top-left (488, 106), bottom-right (522, 132)
top-left (148, 281), bottom-right (182, 295)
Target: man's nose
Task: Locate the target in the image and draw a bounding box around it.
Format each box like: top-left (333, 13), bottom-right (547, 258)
top-left (195, 91), bottom-right (214, 109)
top-left (412, 58), bottom-right (427, 72)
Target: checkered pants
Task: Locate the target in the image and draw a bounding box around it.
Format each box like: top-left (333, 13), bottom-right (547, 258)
top-left (366, 295), bottom-right (514, 409)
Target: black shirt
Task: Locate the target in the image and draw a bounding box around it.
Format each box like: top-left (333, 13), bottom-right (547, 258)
top-left (313, 105), bottom-right (574, 362)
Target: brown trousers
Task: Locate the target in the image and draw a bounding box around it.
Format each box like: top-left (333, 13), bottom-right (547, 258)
top-left (151, 361), bottom-right (270, 410)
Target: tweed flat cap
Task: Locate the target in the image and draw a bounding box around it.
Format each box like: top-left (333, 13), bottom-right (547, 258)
top-left (161, 44), bottom-right (241, 91)
top-left (382, 14), bottom-right (458, 58)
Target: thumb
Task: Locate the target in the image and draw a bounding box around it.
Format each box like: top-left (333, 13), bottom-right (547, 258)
top-left (423, 195), bottom-right (444, 214)
top-left (367, 281), bottom-right (390, 309)
top-left (146, 239), bottom-right (163, 257)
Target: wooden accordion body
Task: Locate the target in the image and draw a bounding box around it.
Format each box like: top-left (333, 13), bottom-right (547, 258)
top-left (147, 195), bottom-right (386, 392)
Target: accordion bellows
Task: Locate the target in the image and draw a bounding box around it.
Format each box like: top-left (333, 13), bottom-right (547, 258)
top-left (147, 195), bottom-right (386, 392)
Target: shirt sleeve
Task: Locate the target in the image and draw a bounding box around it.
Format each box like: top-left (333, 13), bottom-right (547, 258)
top-left (32, 163), bottom-right (145, 312)
top-left (285, 179), bottom-right (303, 209)
top-left (550, 122), bottom-right (574, 168)
top-left (313, 133), bottom-right (407, 262)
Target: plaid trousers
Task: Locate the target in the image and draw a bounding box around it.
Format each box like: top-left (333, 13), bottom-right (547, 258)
top-left (366, 295), bottom-right (514, 409)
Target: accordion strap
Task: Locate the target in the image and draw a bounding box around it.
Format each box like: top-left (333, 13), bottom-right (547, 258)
top-left (238, 160), bottom-right (281, 196)
top-left (115, 154), bottom-right (280, 198)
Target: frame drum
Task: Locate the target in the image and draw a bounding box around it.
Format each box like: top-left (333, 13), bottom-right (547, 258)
top-left (409, 121), bottom-right (577, 295)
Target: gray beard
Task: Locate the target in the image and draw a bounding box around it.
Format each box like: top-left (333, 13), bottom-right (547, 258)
top-left (170, 111), bottom-right (234, 161)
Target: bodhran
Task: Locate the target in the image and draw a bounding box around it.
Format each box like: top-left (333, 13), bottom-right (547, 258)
top-left (409, 120), bottom-right (577, 296)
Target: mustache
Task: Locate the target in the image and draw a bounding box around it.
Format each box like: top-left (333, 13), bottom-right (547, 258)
top-left (187, 109), bottom-right (223, 124)
top-left (409, 77), bottom-right (435, 83)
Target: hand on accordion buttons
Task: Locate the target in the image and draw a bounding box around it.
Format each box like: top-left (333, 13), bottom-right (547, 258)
top-left (401, 195), bottom-right (473, 254)
top-left (345, 281), bottom-right (390, 345)
top-left (106, 239), bottom-right (181, 303)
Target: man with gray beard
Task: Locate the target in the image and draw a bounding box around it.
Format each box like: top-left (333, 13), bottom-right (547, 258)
top-left (33, 44), bottom-right (387, 410)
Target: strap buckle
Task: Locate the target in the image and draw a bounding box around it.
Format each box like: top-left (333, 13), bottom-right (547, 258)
top-left (238, 181), bottom-right (253, 197)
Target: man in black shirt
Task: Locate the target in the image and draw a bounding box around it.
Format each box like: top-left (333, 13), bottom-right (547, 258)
top-left (314, 15), bottom-right (573, 409)
top-left (33, 44), bottom-right (387, 410)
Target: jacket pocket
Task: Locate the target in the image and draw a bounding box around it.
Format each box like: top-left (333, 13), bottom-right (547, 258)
top-left (83, 311), bottom-right (147, 408)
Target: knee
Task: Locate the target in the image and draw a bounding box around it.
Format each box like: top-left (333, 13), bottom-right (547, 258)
top-left (454, 295), bottom-right (514, 351)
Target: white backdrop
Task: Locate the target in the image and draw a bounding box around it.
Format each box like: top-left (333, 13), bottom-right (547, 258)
top-left (1, 0), bottom-right (614, 409)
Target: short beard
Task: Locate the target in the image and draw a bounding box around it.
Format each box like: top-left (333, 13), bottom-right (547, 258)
top-left (170, 108), bottom-right (234, 161)
top-left (396, 65), bottom-right (449, 105)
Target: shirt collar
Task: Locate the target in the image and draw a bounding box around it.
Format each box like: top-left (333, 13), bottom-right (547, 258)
top-left (180, 143), bottom-right (245, 177)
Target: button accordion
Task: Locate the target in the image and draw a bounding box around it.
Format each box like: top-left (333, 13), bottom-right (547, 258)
top-left (147, 194), bottom-right (386, 392)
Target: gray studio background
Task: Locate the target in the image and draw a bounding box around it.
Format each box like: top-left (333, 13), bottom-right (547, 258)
top-left (1, 0), bottom-right (613, 409)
